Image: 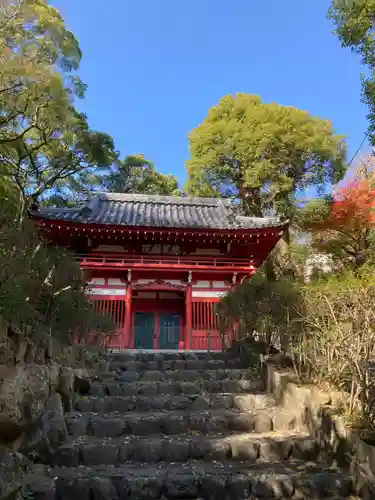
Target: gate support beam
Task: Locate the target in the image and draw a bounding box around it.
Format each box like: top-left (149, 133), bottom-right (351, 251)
top-left (124, 271), bottom-right (133, 349)
top-left (185, 281), bottom-right (192, 350)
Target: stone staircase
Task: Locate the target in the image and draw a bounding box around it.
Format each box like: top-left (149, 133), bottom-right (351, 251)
top-left (25, 351), bottom-right (357, 499)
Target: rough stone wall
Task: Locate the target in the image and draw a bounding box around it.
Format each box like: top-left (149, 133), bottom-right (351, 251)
top-left (265, 362), bottom-right (375, 499)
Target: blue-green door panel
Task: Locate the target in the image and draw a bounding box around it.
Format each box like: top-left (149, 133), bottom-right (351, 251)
top-left (134, 312), bottom-right (154, 349)
top-left (159, 313), bottom-right (180, 350)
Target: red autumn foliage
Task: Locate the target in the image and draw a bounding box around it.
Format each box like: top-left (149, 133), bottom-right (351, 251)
top-left (323, 178), bottom-right (375, 231)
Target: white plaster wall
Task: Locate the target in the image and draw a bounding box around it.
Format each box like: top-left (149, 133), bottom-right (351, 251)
top-left (212, 281), bottom-right (227, 288)
top-left (88, 278), bottom-right (105, 285)
top-left (192, 290), bottom-right (226, 298)
top-left (108, 278), bottom-right (124, 285)
top-left (88, 288), bottom-right (126, 296)
top-left (193, 281), bottom-right (211, 288)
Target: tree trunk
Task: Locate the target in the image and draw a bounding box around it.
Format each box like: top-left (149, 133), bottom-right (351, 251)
top-left (238, 186), bottom-right (263, 217)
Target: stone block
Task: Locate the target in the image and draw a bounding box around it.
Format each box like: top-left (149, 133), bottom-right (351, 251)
top-left (21, 393), bottom-right (68, 463)
top-left (220, 380), bottom-right (240, 393)
top-left (251, 472), bottom-right (294, 498)
top-left (119, 474), bottom-right (163, 500)
top-left (126, 414), bottom-right (163, 435)
top-left (162, 413), bottom-right (189, 434)
top-left (207, 412), bottom-right (229, 433)
top-left (142, 370), bottom-right (165, 382)
top-left (292, 437), bottom-right (320, 461)
top-left (81, 442), bottom-right (119, 465)
top-left (89, 477), bottom-right (119, 500)
top-left (230, 438), bottom-right (259, 461)
top-left (202, 380), bottom-right (221, 393)
top-left (163, 438), bottom-right (190, 461)
top-left (117, 438), bottom-right (134, 462)
top-left (89, 383), bottom-right (107, 397)
top-left (165, 472), bottom-right (198, 498)
top-left (138, 382), bottom-right (158, 395)
top-left (200, 474), bottom-right (228, 498)
top-left (118, 371), bottom-right (140, 383)
top-left (75, 397), bottom-right (94, 413)
top-left (259, 438), bottom-right (293, 462)
top-left (65, 414), bottom-right (89, 437)
top-left (52, 443), bottom-right (79, 466)
top-left (210, 393), bottom-right (233, 409)
top-left (106, 382), bottom-right (126, 396)
top-left (177, 370), bottom-right (202, 382)
top-left (253, 413), bottom-right (273, 433)
top-left (226, 474), bottom-right (251, 497)
top-left (180, 381), bottom-right (201, 394)
top-left (189, 395), bottom-right (210, 410)
top-left (56, 477), bottom-right (91, 500)
top-left (132, 438), bottom-right (164, 462)
top-left (90, 417), bottom-right (125, 438)
top-left (22, 475), bottom-right (56, 500)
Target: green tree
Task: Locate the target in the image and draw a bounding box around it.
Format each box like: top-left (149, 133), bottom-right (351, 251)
top-left (0, 207), bottom-right (114, 362)
top-left (0, 0), bottom-right (116, 217)
top-left (186, 93), bottom-right (346, 279)
top-left (186, 93), bottom-right (346, 217)
top-left (105, 154), bottom-right (181, 196)
top-left (0, 1), bottom-right (116, 361)
top-left (328, 0), bottom-right (375, 143)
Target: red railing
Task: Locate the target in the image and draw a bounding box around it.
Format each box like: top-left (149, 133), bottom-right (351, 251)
top-left (76, 253), bottom-right (255, 270)
top-left (190, 330), bottom-right (223, 351)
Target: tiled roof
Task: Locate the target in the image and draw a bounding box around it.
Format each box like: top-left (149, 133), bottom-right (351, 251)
top-left (33, 193), bottom-right (287, 231)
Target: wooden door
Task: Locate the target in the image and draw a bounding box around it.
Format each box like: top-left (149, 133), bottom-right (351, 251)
top-left (158, 313), bottom-right (180, 350)
top-left (133, 312), bottom-right (155, 349)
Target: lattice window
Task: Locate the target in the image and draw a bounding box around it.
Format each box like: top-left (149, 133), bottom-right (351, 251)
top-left (192, 301), bottom-right (219, 331)
top-left (91, 299), bottom-right (126, 329)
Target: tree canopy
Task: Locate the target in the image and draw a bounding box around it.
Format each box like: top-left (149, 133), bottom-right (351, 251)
top-left (0, 0), bottom-right (117, 217)
top-left (302, 160), bottom-right (375, 267)
top-left (0, 1), bottom-right (117, 355)
top-left (328, 0), bottom-right (375, 143)
top-left (104, 154), bottom-right (181, 196)
top-left (185, 93), bottom-right (347, 218)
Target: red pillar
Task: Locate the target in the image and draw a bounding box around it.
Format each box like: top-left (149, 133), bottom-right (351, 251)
top-left (185, 283), bottom-right (192, 350)
top-left (124, 283), bottom-right (132, 349)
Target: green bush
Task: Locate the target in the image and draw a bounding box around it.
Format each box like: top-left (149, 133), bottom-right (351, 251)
top-left (221, 267), bottom-right (375, 427)
top-left (217, 274), bottom-right (301, 350)
top-left (0, 205), bottom-right (114, 363)
top-left (291, 267), bottom-right (375, 425)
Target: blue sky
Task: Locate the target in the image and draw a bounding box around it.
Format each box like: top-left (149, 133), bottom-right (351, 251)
top-left (52, 0), bottom-right (369, 187)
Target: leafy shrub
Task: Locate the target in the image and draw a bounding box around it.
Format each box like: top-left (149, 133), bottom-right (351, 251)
top-left (221, 267), bottom-right (375, 428)
top-left (0, 205), bottom-right (114, 363)
top-left (291, 267), bottom-right (375, 426)
top-left (217, 273), bottom-right (301, 350)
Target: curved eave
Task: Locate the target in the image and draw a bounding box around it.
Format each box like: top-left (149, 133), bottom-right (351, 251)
top-left (30, 213), bottom-right (289, 237)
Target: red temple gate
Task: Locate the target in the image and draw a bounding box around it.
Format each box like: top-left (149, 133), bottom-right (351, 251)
top-left (30, 192), bottom-right (287, 350)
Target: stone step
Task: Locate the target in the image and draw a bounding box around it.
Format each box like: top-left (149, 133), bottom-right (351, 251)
top-left (109, 358), bottom-right (245, 372)
top-left (23, 460), bottom-right (354, 499)
top-left (89, 376), bottom-right (262, 397)
top-left (52, 430), bottom-right (319, 466)
top-left (110, 351), bottom-right (236, 362)
top-left (75, 392), bottom-right (272, 413)
top-left (94, 368), bottom-right (257, 383)
top-left (65, 408), bottom-right (298, 437)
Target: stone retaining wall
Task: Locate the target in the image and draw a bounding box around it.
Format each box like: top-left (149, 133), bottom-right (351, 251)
top-left (266, 363), bottom-right (375, 499)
